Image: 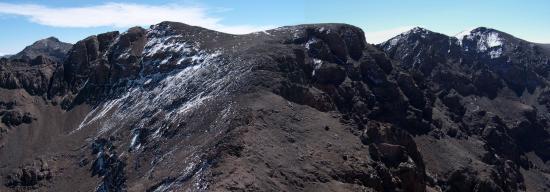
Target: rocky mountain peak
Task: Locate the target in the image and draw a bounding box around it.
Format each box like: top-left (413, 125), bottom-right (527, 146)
top-left (454, 27), bottom-right (523, 48)
top-left (12, 36), bottom-right (72, 63)
top-left (401, 27), bottom-right (443, 37)
top-left (408, 26), bottom-right (431, 34)
top-left (456, 27), bottom-right (506, 46)
top-left (455, 27), bottom-right (502, 37)
top-left (454, 27), bottom-right (539, 61)
top-left (459, 27), bottom-right (510, 38)
top-left (379, 27), bottom-right (450, 51)
top-left (380, 26), bottom-right (546, 64)
top-left (152, 21), bottom-right (198, 30)
top-left (42, 36), bottom-right (62, 43)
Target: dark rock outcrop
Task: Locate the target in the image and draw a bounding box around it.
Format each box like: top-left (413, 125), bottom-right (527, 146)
top-left (1, 111), bottom-right (33, 127)
top-left (0, 56), bottom-right (57, 95)
top-left (5, 160), bottom-right (52, 189)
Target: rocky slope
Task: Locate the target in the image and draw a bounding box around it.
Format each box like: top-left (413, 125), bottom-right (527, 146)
top-left (0, 22), bottom-right (548, 192)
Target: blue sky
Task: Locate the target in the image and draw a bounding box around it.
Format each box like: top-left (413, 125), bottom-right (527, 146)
top-left (0, 0), bottom-right (549, 55)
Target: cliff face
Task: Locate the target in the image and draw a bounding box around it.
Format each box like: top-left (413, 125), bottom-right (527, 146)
top-left (0, 22), bottom-right (549, 192)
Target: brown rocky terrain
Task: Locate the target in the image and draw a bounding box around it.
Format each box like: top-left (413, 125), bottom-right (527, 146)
top-left (0, 22), bottom-right (549, 191)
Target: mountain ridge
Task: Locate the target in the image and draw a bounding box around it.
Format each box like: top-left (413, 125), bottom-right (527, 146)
top-left (0, 21), bottom-right (549, 192)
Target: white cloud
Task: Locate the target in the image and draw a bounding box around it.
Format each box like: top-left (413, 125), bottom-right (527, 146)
top-left (365, 26), bottom-right (416, 44)
top-left (0, 2), bottom-right (272, 34)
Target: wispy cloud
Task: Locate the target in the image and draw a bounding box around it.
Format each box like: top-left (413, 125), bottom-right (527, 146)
top-left (0, 2), bottom-right (272, 34)
top-left (365, 26), bottom-right (416, 44)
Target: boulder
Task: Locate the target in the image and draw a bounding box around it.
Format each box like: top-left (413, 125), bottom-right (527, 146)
top-left (5, 160), bottom-right (52, 188)
top-left (1, 111), bottom-right (33, 127)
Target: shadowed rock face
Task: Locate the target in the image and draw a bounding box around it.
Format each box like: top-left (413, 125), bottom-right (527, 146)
top-left (0, 22), bottom-right (549, 192)
top-left (0, 56), bottom-right (57, 96)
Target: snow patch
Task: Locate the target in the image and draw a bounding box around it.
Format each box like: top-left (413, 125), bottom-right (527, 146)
top-left (305, 38), bottom-right (318, 50)
top-left (143, 35), bottom-right (191, 57)
top-left (129, 131), bottom-right (141, 150)
top-left (485, 32), bottom-right (503, 48)
top-left (313, 58), bottom-right (322, 65)
top-left (471, 31), bottom-right (503, 52)
top-left (72, 96), bottom-right (128, 134)
top-left (74, 37), bottom-right (224, 136)
top-left (389, 37), bottom-right (400, 48)
top-left (454, 28), bottom-right (476, 41)
top-left (312, 59), bottom-right (323, 76)
top-left (455, 28), bottom-right (505, 58)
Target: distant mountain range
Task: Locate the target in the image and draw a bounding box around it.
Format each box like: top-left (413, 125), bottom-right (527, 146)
top-left (1, 22), bottom-right (549, 191)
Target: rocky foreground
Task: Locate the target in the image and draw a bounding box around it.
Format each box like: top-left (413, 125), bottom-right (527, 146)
top-left (0, 22), bottom-right (549, 191)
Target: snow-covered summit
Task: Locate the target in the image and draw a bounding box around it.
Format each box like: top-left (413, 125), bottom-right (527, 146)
top-left (455, 27), bottom-right (504, 51)
top-left (453, 27), bottom-right (508, 58)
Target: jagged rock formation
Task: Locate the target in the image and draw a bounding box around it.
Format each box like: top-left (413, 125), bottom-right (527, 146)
top-left (0, 22), bottom-right (549, 192)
